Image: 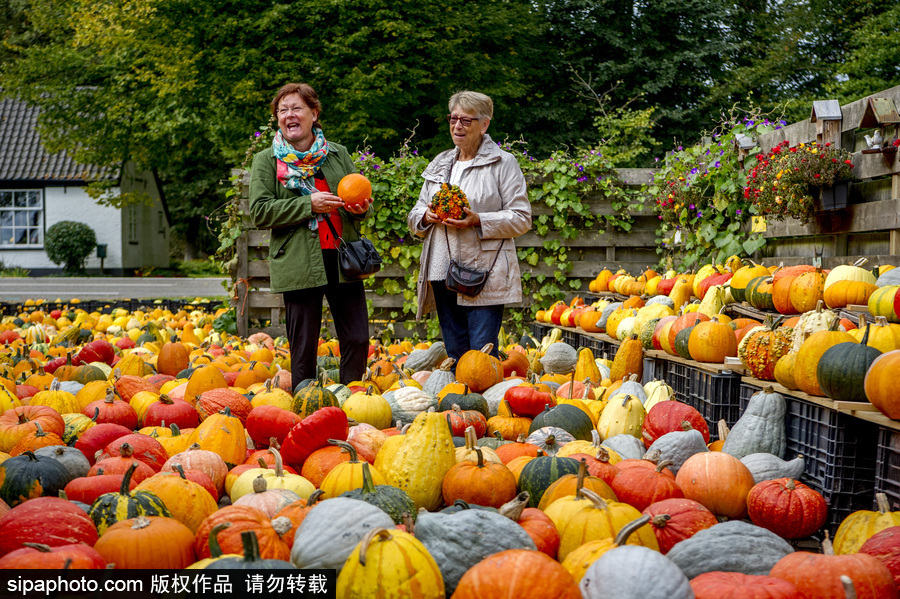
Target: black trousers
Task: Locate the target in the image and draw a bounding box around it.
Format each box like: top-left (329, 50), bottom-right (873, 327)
top-left (283, 249), bottom-right (369, 388)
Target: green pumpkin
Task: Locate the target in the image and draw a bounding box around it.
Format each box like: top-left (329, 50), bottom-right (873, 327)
top-left (674, 325), bottom-right (696, 360)
top-left (0, 451), bottom-right (71, 507)
top-left (316, 351), bottom-right (341, 371)
top-left (817, 324), bottom-right (882, 402)
top-left (475, 431), bottom-right (511, 449)
top-left (63, 410), bottom-right (98, 445)
top-left (641, 318), bottom-right (660, 350)
top-left (88, 462), bottom-right (171, 535)
top-left (290, 374), bottom-right (340, 418)
top-left (517, 455), bottom-right (581, 508)
top-left (340, 463), bottom-right (417, 524)
top-left (746, 276), bottom-right (776, 312)
top-left (527, 404), bottom-right (594, 441)
top-left (438, 389), bottom-right (489, 419)
top-left (71, 364), bottom-right (108, 385)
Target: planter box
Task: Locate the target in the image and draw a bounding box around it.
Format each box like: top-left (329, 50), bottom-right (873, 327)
top-left (817, 181), bottom-right (849, 211)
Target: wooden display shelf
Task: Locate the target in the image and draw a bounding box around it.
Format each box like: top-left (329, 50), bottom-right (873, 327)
top-left (846, 409), bottom-right (900, 432)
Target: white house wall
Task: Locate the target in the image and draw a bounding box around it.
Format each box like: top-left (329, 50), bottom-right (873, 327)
top-left (0, 186), bottom-right (122, 271)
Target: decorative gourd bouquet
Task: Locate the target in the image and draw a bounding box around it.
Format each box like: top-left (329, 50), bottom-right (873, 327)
top-left (431, 183), bottom-right (470, 220)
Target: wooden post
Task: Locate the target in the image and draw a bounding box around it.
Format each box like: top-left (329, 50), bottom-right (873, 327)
top-left (892, 173), bottom-right (900, 200)
top-left (823, 120), bottom-right (842, 149)
top-left (891, 230), bottom-right (900, 256)
top-left (606, 247), bottom-right (616, 262)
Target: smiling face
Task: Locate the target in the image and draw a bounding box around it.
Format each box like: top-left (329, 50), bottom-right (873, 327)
top-left (449, 105), bottom-right (489, 160)
top-left (277, 93), bottom-right (319, 152)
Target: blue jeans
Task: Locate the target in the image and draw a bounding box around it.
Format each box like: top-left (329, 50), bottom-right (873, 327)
top-left (431, 281), bottom-right (504, 361)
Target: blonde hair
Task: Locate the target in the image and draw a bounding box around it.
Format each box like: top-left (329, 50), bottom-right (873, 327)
top-left (448, 91), bottom-right (493, 121)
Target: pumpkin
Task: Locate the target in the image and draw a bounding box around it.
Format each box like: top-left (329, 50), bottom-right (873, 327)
top-left (642, 401), bottom-right (710, 447)
top-left (747, 477), bottom-right (827, 540)
top-left (0, 405), bottom-right (66, 453)
top-left (456, 343), bottom-right (505, 392)
top-left (422, 358), bottom-right (457, 396)
top-left (0, 450), bottom-right (71, 507)
top-left (773, 353), bottom-right (800, 390)
top-left (528, 403), bottom-right (593, 441)
top-left (89, 444), bottom-right (156, 482)
top-left (579, 545), bottom-right (693, 599)
top-left (94, 515), bottom-right (196, 569)
top-left (789, 268), bottom-right (826, 313)
top-left (817, 324), bottom-right (881, 402)
top-left (865, 350), bottom-right (900, 419)
top-left (290, 374), bottom-right (340, 418)
top-left (596, 394), bottom-right (645, 441)
top-left (402, 341), bottom-right (447, 373)
top-left (610, 458), bottom-right (683, 511)
top-left (517, 455), bottom-right (580, 508)
top-left (384, 411), bottom-right (457, 511)
top-left (609, 336), bottom-right (643, 382)
top-left (194, 505), bottom-right (291, 561)
top-left (342, 386), bottom-right (392, 429)
top-left (859, 526), bottom-right (900, 588)
top-left (96, 434), bottom-right (167, 472)
top-left (319, 440), bottom-right (384, 499)
top-left (769, 535), bottom-right (897, 599)
top-left (825, 279), bottom-right (879, 309)
top-left (641, 497), bottom-right (718, 554)
top-left (498, 492), bottom-right (560, 558)
top-left (33, 445), bottom-right (90, 481)
top-left (0, 541), bottom-right (107, 569)
top-left (741, 453), bottom-right (806, 484)
top-left (666, 519), bottom-right (794, 579)
top-left (245, 404), bottom-right (302, 449)
top-left (486, 400), bottom-right (532, 441)
top-left (442, 447), bottom-right (518, 508)
top-left (503, 384), bottom-right (555, 419)
top-left (383, 384), bottom-right (440, 424)
top-left (135, 464), bottom-right (217, 532)
top-left (690, 572), bottom-right (801, 599)
top-left (161, 444), bottom-right (229, 494)
top-left (233, 474), bottom-right (301, 517)
top-left (722, 386), bottom-right (786, 459)
top-left (739, 317), bottom-right (794, 381)
top-left (524, 426), bottom-right (574, 456)
top-left (88, 461), bottom-right (172, 535)
top-left (731, 262), bottom-right (771, 303)
top-left (291, 497), bottom-right (395, 571)
top-left (794, 318), bottom-right (857, 396)
top-left (336, 528), bottom-right (444, 597)
top-left (196, 387), bottom-right (252, 423)
top-left (833, 492), bottom-right (900, 555)
top-left (413, 507), bottom-right (536, 594)
top-left (869, 285), bottom-right (900, 323)
top-left (453, 547), bottom-right (579, 599)
top-left (746, 275), bottom-right (777, 311)
top-left (157, 341), bottom-right (190, 377)
top-left (675, 451), bottom-right (756, 519)
top-left (537, 458), bottom-right (617, 511)
top-left (231, 447), bottom-right (316, 501)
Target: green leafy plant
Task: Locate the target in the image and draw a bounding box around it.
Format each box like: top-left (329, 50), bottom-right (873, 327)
top-left (745, 140), bottom-right (854, 223)
top-left (646, 108), bottom-right (780, 269)
top-left (44, 221), bottom-right (97, 276)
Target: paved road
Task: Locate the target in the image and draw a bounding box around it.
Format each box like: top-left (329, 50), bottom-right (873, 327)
top-left (0, 277), bottom-right (230, 302)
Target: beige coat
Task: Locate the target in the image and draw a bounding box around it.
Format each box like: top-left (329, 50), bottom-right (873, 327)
top-left (408, 134), bottom-right (532, 319)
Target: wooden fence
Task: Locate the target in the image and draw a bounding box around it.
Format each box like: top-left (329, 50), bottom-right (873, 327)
top-left (755, 85), bottom-right (900, 269)
top-left (230, 168), bottom-right (658, 337)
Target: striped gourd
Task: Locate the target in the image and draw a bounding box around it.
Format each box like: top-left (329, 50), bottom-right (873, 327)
top-left (517, 455), bottom-right (581, 508)
top-left (88, 461), bottom-right (171, 535)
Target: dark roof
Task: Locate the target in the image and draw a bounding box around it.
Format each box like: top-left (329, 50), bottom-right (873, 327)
top-left (0, 97), bottom-right (115, 183)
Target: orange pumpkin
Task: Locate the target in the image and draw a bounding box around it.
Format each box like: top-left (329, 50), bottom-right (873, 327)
top-left (865, 350), bottom-right (900, 419)
top-left (824, 279), bottom-right (879, 310)
top-left (455, 344), bottom-right (504, 393)
top-left (793, 319), bottom-right (857, 396)
top-left (675, 452), bottom-right (755, 519)
top-left (687, 317), bottom-right (737, 363)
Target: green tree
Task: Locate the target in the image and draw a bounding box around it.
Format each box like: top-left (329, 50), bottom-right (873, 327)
top-left (827, 1), bottom-right (900, 102)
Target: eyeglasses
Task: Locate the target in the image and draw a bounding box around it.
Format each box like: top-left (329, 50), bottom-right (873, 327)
top-left (278, 106), bottom-right (308, 116)
top-left (447, 115), bottom-right (479, 127)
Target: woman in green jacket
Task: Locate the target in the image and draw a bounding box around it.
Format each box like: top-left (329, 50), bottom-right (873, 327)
top-left (249, 83), bottom-right (373, 386)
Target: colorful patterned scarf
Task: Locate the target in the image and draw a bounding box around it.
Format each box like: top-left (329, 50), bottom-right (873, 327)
top-left (273, 127), bottom-right (329, 193)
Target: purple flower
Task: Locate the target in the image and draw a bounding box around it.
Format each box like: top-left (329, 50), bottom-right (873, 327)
top-left (658, 215), bottom-right (664, 219)
top-left (413, 150), bottom-right (418, 155)
top-left (736, 209), bottom-right (742, 215)
top-left (690, 168), bottom-right (699, 174)
top-left (720, 150), bottom-right (724, 156)
top-left (577, 176), bottom-right (588, 182)
top-left (713, 161), bottom-right (721, 168)
top-left (697, 211), bottom-right (703, 217)
top-left (373, 164), bottom-right (380, 170)
top-left (655, 157), bottom-right (660, 162)
top-left (689, 204), bottom-right (695, 210)
top-left (677, 145), bottom-right (683, 151)
top-left (780, 120), bottom-right (787, 126)
top-left (254, 132), bottom-right (261, 138)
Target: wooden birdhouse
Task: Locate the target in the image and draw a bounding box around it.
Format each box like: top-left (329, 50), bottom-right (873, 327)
top-left (809, 100), bottom-right (842, 148)
top-left (735, 133), bottom-right (757, 165)
top-left (858, 97), bottom-right (900, 154)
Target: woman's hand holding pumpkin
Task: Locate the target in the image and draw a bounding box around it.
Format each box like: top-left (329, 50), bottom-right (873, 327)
top-left (310, 191), bottom-right (345, 213)
top-left (344, 197), bottom-right (372, 215)
top-left (443, 207), bottom-right (480, 229)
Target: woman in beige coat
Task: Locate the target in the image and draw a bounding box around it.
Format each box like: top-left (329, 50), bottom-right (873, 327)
top-left (407, 91), bottom-right (532, 360)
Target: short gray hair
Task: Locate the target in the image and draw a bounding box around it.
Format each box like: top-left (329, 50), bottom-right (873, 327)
top-left (448, 91), bottom-right (493, 121)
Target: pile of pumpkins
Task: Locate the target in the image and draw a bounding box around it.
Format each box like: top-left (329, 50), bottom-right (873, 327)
top-left (539, 256), bottom-right (900, 421)
top-left (0, 302), bottom-right (898, 598)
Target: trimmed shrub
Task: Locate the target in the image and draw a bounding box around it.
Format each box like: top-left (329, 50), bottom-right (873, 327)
top-left (45, 221), bottom-right (97, 275)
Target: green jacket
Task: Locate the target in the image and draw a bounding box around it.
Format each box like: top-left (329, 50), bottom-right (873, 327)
top-left (248, 142), bottom-right (372, 293)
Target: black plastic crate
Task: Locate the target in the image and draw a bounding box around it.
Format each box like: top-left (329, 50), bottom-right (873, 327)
top-left (740, 381), bottom-right (878, 533)
top-left (665, 361), bottom-right (692, 403)
top-left (877, 427), bottom-right (900, 511)
top-left (531, 322), bottom-right (551, 340)
top-left (561, 327), bottom-right (581, 348)
top-left (579, 334), bottom-right (611, 359)
top-left (688, 368), bottom-right (742, 439)
top-left (642, 356), bottom-right (668, 385)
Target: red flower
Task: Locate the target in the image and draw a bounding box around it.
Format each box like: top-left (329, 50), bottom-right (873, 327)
top-left (814, 174), bottom-right (820, 178)
top-left (844, 160), bottom-right (853, 165)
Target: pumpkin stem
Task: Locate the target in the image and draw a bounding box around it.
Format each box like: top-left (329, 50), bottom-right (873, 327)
top-left (716, 420), bottom-right (730, 442)
top-left (655, 460), bottom-right (674, 473)
top-left (120, 461), bottom-right (139, 495)
top-left (841, 575), bottom-right (857, 599)
top-left (238, 530), bottom-right (263, 563)
top-left (613, 515), bottom-right (651, 547)
top-left (251, 474), bottom-right (268, 494)
top-left (575, 458), bottom-right (587, 499)
top-left (22, 542), bottom-right (53, 553)
top-left (498, 492), bottom-right (529, 522)
top-left (173, 463), bottom-right (187, 479)
top-left (268, 446), bottom-right (286, 475)
top-left (131, 516), bottom-right (151, 530)
top-left (821, 530), bottom-right (835, 555)
top-left (402, 512), bottom-right (415, 536)
top-left (680, 421), bottom-right (693, 431)
top-left (876, 492), bottom-right (891, 514)
top-left (208, 522), bottom-right (231, 558)
top-left (577, 488), bottom-right (609, 511)
top-left (595, 446), bottom-right (611, 463)
top-left (257, 457), bottom-right (267, 469)
top-left (328, 439), bottom-right (359, 463)
top-left (642, 448), bottom-right (662, 464)
top-left (358, 462), bottom-right (378, 494)
top-left (479, 343), bottom-right (494, 354)
top-left (590, 429), bottom-right (601, 447)
top-left (464, 427), bottom-right (477, 451)
top-left (651, 513), bottom-right (671, 528)
top-left (357, 528), bottom-right (392, 567)
top-left (474, 447), bottom-right (484, 468)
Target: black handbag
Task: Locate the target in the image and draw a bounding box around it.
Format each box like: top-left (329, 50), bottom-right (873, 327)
top-left (323, 216), bottom-right (382, 280)
top-left (443, 225), bottom-right (504, 298)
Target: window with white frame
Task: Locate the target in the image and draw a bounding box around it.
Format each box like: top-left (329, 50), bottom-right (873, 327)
top-left (0, 190), bottom-right (43, 247)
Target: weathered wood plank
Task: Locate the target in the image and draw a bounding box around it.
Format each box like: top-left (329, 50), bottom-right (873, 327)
top-left (762, 198), bottom-right (900, 238)
top-left (760, 255), bottom-right (900, 268)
